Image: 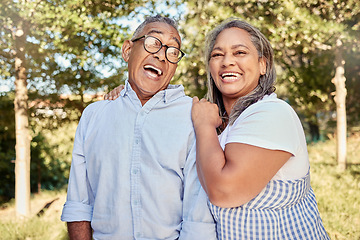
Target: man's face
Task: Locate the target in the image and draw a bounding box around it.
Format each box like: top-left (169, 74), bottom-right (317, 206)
top-left (122, 22), bottom-right (181, 104)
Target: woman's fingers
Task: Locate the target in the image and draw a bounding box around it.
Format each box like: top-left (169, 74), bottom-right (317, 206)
top-left (193, 96), bottom-right (199, 103)
top-left (104, 85), bottom-right (124, 100)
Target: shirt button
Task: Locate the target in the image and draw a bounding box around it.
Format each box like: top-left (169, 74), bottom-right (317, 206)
top-left (132, 169), bottom-right (138, 174)
top-left (135, 139), bottom-right (139, 144)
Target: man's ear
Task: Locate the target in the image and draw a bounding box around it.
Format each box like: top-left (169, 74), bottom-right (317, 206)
top-left (122, 40), bottom-right (133, 62)
top-left (259, 57), bottom-right (267, 75)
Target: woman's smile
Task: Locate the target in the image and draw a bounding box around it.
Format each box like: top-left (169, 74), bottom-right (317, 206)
top-left (220, 71), bottom-right (242, 83)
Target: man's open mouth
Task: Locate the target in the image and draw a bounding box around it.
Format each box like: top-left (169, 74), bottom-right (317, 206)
top-left (144, 65), bottom-right (163, 77)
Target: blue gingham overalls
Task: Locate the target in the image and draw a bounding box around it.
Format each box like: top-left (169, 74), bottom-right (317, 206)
top-left (209, 171), bottom-right (330, 240)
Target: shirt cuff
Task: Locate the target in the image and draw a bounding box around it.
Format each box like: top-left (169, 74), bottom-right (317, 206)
top-left (179, 220), bottom-right (217, 240)
top-left (61, 201), bottom-right (93, 222)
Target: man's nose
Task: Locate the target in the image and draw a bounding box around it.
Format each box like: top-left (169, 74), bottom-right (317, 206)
top-left (153, 46), bottom-right (166, 62)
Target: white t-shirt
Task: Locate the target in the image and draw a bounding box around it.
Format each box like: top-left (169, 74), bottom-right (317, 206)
top-left (218, 93), bottom-right (309, 181)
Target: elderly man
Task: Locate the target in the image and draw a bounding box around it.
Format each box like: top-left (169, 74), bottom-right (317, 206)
top-left (61, 15), bottom-right (216, 240)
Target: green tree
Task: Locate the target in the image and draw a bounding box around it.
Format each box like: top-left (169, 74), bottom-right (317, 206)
top-left (0, 0), bottom-right (147, 217)
top-left (273, 0), bottom-right (360, 169)
top-left (179, 0), bottom-right (360, 168)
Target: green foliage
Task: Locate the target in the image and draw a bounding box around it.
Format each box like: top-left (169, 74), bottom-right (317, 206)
top-left (345, 51), bottom-right (360, 127)
top-left (176, 0), bottom-right (234, 97)
top-left (30, 133), bottom-right (70, 192)
top-left (0, 93), bottom-right (15, 202)
top-left (0, 92), bottom-right (75, 202)
top-left (269, 0), bottom-right (360, 140)
top-left (0, 0), bottom-right (152, 114)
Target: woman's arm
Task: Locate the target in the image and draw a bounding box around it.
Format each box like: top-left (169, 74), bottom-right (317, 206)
top-left (191, 97), bottom-right (223, 195)
top-left (213, 143), bottom-right (291, 207)
top-left (192, 97), bottom-right (291, 208)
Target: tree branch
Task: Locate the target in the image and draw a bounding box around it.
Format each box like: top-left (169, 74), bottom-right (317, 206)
top-left (28, 0), bottom-right (43, 18)
top-left (0, 49), bottom-right (12, 59)
top-left (0, 20), bottom-right (13, 35)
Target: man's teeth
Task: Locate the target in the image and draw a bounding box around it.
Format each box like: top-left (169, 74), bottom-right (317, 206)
top-left (221, 73), bottom-right (241, 79)
top-left (144, 65), bottom-right (162, 76)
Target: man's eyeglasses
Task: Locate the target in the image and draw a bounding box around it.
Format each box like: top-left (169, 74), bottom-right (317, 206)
top-left (132, 35), bottom-right (185, 64)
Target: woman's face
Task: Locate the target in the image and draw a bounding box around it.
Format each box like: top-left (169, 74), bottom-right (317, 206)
top-left (209, 27), bottom-right (266, 103)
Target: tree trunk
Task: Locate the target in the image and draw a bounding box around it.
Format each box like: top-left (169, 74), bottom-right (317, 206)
top-left (332, 38), bottom-right (347, 170)
top-left (14, 24), bottom-right (31, 218)
top-left (37, 160), bottom-right (41, 194)
top-left (308, 120), bottom-right (320, 142)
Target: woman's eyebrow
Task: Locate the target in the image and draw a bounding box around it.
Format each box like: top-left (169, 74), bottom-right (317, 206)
top-left (231, 44), bottom-right (249, 50)
top-left (212, 46), bottom-right (222, 51)
top-left (212, 44), bottom-right (250, 52)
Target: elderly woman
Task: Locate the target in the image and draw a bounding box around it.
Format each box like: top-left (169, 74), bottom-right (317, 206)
top-left (191, 18), bottom-right (329, 239)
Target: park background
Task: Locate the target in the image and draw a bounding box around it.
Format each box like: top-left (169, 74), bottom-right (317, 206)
top-left (0, 0), bottom-right (359, 239)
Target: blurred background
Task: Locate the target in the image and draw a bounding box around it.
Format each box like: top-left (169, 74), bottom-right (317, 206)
top-left (0, 0), bottom-right (359, 239)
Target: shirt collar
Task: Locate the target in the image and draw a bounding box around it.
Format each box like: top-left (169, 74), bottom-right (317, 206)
top-left (121, 80), bottom-right (185, 104)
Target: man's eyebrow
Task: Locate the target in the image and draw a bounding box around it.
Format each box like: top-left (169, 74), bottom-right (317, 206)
top-left (147, 29), bottom-right (181, 47)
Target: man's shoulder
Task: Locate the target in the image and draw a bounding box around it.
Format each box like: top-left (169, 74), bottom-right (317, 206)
top-left (81, 100), bottom-right (113, 119)
top-left (166, 94), bottom-right (193, 113)
top-left (84, 99), bottom-right (108, 111)
top-left (175, 94), bottom-right (193, 104)
top-left (165, 84), bottom-right (193, 105)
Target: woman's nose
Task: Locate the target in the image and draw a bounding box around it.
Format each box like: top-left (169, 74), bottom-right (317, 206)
top-left (222, 54), bottom-right (235, 67)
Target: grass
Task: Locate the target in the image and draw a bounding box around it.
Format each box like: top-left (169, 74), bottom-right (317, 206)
top-left (0, 133), bottom-right (359, 239)
top-left (309, 132), bottom-right (360, 240)
top-left (0, 189), bottom-right (69, 240)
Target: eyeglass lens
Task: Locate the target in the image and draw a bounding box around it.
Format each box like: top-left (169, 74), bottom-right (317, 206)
top-left (144, 36), bottom-right (181, 63)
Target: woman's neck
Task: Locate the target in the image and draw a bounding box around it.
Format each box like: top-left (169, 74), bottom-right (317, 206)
top-left (223, 98), bottom-right (236, 118)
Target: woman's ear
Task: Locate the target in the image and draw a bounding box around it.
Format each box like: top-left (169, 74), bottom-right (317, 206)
top-left (122, 40), bottom-right (133, 62)
top-left (259, 57), bottom-right (267, 75)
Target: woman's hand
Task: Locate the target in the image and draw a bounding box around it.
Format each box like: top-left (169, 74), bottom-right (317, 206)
top-left (191, 96), bottom-right (222, 130)
top-left (103, 85), bottom-right (124, 100)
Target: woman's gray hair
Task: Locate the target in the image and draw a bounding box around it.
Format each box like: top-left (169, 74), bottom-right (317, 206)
top-left (205, 18), bottom-right (276, 128)
top-left (131, 15), bottom-right (178, 40)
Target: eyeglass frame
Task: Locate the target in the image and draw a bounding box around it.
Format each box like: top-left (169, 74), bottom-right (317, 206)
top-left (131, 35), bottom-right (185, 64)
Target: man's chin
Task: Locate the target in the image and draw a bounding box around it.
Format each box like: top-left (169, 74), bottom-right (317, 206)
top-left (136, 84), bottom-right (168, 98)
top-left (130, 78), bottom-right (170, 97)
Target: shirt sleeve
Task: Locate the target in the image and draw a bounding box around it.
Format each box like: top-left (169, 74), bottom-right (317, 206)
top-left (226, 101), bottom-right (300, 155)
top-left (61, 106), bottom-right (95, 222)
top-left (179, 140), bottom-right (217, 240)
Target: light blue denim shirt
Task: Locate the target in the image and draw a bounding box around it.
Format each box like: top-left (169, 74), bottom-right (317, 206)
top-left (61, 80), bottom-right (216, 240)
